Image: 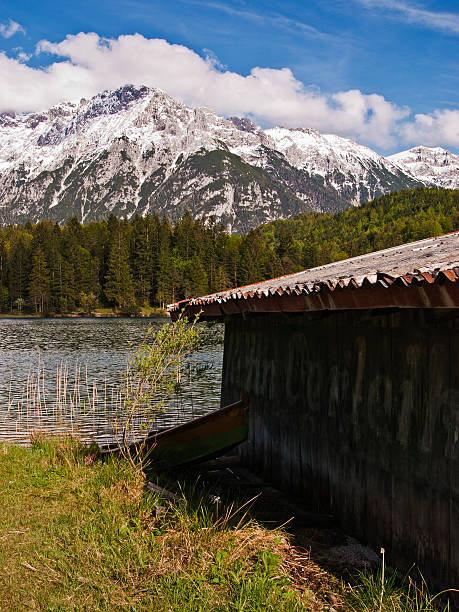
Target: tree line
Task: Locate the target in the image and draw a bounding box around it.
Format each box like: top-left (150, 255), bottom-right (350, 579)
top-left (0, 188), bottom-right (457, 315)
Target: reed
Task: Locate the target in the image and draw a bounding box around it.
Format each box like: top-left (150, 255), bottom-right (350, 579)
top-left (0, 320), bottom-right (204, 447)
top-left (0, 356), bottom-right (133, 444)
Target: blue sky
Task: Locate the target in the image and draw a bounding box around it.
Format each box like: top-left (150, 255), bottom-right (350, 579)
top-left (0, 0), bottom-right (458, 153)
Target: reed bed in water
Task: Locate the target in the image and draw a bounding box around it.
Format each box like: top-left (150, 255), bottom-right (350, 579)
top-left (1, 354), bottom-right (195, 446)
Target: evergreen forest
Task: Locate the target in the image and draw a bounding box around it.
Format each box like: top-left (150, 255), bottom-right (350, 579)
top-left (0, 188), bottom-right (457, 315)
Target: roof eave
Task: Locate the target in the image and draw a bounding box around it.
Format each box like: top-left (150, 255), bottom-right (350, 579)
top-left (168, 273), bottom-right (459, 321)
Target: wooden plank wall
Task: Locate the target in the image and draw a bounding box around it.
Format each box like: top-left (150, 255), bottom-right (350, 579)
top-left (220, 309), bottom-right (459, 593)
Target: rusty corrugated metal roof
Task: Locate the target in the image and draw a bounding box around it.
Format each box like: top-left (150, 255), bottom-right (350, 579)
top-left (168, 231), bottom-right (459, 318)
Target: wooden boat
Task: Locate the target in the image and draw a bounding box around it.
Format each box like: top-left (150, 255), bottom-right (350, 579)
top-left (101, 399), bottom-right (248, 467)
top-left (146, 399), bottom-right (248, 467)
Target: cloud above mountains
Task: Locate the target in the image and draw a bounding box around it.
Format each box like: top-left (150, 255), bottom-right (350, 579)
top-left (400, 108), bottom-right (459, 147)
top-left (0, 19), bottom-right (25, 39)
top-left (0, 31), bottom-right (457, 151)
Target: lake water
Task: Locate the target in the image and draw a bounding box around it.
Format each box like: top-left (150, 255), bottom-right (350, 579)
top-left (0, 318), bottom-right (224, 446)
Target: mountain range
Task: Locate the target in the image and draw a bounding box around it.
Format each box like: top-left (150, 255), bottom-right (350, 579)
top-left (0, 84), bottom-right (458, 233)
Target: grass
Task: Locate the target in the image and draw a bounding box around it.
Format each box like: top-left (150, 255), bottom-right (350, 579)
top-left (0, 437), bottom-right (453, 611)
top-left (0, 306), bottom-right (168, 319)
top-left (0, 312), bottom-right (42, 318)
top-left (0, 437), bottom-right (323, 611)
top-left (345, 567), bottom-right (456, 611)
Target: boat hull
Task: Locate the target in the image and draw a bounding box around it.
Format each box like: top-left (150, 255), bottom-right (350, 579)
top-left (146, 399), bottom-right (248, 467)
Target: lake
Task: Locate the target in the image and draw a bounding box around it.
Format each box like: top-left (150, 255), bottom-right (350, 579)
top-left (0, 318), bottom-right (224, 445)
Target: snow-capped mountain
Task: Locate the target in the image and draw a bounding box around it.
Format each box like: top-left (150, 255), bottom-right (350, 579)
top-left (0, 84), bottom-right (432, 232)
top-left (388, 146), bottom-right (459, 190)
top-left (264, 127), bottom-right (423, 206)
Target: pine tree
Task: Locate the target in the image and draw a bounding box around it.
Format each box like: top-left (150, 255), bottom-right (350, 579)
top-left (104, 225), bottom-right (135, 310)
top-left (156, 219), bottom-right (176, 307)
top-left (0, 237), bottom-right (8, 312)
top-left (181, 255), bottom-right (208, 298)
top-left (8, 233), bottom-right (31, 310)
top-left (50, 253), bottom-right (77, 313)
top-left (131, 216), bottom-right (156, 307)
top-left (226, 234), bottom-right (242, 287)
top-left (156, 246), bottom-right (176, 306)
top-left (202, 217), bottom-right (219, 293)
top-left (238, 230), bottom-right (266, 285)
top-left (74, 245), bottom-right (100, 308)
top-left (28, 246), bottom-right (50, 314)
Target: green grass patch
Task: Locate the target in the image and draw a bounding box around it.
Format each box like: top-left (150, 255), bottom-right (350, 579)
top-left (345, 567), bottom-right (454, 611)
top-left (0, 438), bottom-right (319, 611)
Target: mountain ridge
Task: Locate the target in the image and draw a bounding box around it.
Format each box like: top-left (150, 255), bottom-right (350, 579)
top-left (0, 84), bottom-right (454, 232)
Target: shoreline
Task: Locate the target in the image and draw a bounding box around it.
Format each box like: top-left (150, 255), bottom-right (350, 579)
top-left (0, 309), bottom-right (169, 319)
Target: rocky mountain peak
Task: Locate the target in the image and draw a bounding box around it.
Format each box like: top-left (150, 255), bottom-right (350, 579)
top-left (83, 84), bottom-right (151, 120)
top-left (388, 146), bottom-right (459, 189)
top-left (229, 117), bottom-right (259, 134)
top-left (0, 112), bottom-right (17, 128)
top-left (0, 83), bottom-right (451, 232)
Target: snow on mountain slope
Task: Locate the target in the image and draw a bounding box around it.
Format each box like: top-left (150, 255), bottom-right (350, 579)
top-left (388, 146), bottom-right (459, 189)
top-left (0, 85), bottom-right (265, 177)
top-left (0, 85), bottom-right (285, 232)
top-left (265, 127), bottom-right (422, 205)
top-left (0, 84), bottom-right (429, 232)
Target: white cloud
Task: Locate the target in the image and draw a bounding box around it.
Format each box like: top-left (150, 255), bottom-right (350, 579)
top-left (0, 31), bottom-right (457, 150)
top-left (356, 0), bottom-right (459, 35)
top-left (0, 32), bottom-right (408, 148)
top-left (0, 19), bottom-right (25, 39)
top-left (400, 108), bottom-right (459, 148)
top-left (17, 52), bottom-right (31, 62)
top-left (12, 47), bottom-right (32, 63)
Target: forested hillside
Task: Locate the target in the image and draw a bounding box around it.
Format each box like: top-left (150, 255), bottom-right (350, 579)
top-left (0, 188), bottom-right (457, 315)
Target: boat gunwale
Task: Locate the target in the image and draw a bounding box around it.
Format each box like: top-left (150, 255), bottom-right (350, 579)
top-left (99, 398), bottom-right (247, 454)
top-left (151, 398), bottom-right (247, 442)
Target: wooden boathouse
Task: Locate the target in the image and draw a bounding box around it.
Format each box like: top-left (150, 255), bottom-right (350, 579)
top-left (169, 231), bottom-right (459, 593)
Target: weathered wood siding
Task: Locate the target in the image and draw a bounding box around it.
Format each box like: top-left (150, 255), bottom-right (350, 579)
top-left (221, 309), bottom-right (459, 591)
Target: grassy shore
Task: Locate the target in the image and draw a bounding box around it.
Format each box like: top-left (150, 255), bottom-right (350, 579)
top-left (0, 306), bottom-right (168, 319)
top-left (0, 438), bottom-right (450, 611)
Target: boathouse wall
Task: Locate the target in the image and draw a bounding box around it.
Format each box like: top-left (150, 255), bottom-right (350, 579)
top-left (220, 309), bottom-right (459, 590)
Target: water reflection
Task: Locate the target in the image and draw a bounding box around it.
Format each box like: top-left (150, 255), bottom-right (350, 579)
top-left (0, 318), bottom-right (224, 445)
